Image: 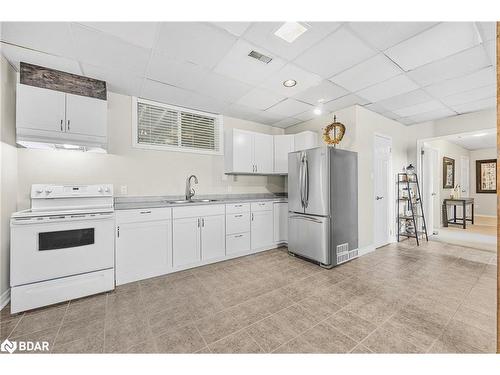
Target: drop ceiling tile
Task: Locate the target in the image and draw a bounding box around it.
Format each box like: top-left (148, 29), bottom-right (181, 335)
top-left (1, 22), bottom-right (75, 58)
top-left (212, 22), bottom-right (251, 36)
top-left (141, 79), bottom-right (192, 107)
top-left (357, 74), bottom-right (418, 103)
top-left (377, 89), bottom-right (434, 111)
top-left (398, 117), bottom-right (416, 125)
top-left (246, 111), bottom-right (284, 125)
top-left (77, 22), bottom-right (159, 49)
top-left (236, 88), bottom-right (285, 110)
top-left (484, 40), bottom-right (496, 66)
top-left (407, 45), bottom-right (491, 86)
top-left (323, 94), bottom-right (370, 112)
top-left (272, 117), bottom-right (302, 128)
top-left (385, 23), bottom-right (482, 71)
top-left (154, 22), bottom-right (237, 69)
top-left (82, 64), bottom-right (144, 97)
top-left (71, 24), bottom-right (151, 76)
top-left (182, 93), bottom-right (229, 114)
top-left (380, 111), bottom-right (401, 121)
top-left (364, 102), bottom-right (389, 113)
top-left (295, 110), bottom-right (317, 122)
top-left (406, 107), bottom-right (456, 123)
top-left (258, 63), bottom-right (322, 97)
top-left (440, 84), bottom-right (496, 107)
top-left (425, 67), bottom-right (495, 98)
top-left (294, 27), bottom-right (376, 78)
top-left (243, 22), bottom-right (341, 61)
top-left (329, 54), bottom-right (402, 92)
top-left (194, 72), bottom-right (252, 103)
top-left (348, 22), bottom-right (437, 50)
top-left (450, 96), bottom-right (496, 114)
top-left (476, 22), bottom-right (496, 42)
top-left (265, 98), bottom-right (313, 117)
top-left (214, 39), bottom-right (286, 85)
top-left (293, 80), bottom-right (348, 105)
top-left (0, 43), bottom-right (82, 75)
top-left (392, 100), bottom-right (445, 117)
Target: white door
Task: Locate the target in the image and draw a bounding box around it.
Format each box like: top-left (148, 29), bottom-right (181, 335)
top-left (251, 210), bottom-right (274, 250)
top-left (116, 220), bottom-right (172, 285)
top-left (65, 93), bottom-right (107, 137)
top-left (173, 217), bottom-right (201, 267)
top-left (232, 129), bottom-right (253, 173)
top-left (273, 202), bottom-right (288, 243)
top-left (373, 135), bottom-right (391, 248)
top-left (16, 84), bottom-right (66, 133)
top-left (273, 135), bottom-right (295, 173)
top-left (422, 147), bottom-right (439, 234)
top-left (201, 215), bottom-right (226, 261)
top-left (460, 155), bottom-right (470, 218)
top-left (253, 133), bottom-right (273, 173)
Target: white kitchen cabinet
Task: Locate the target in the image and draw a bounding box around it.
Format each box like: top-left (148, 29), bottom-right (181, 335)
top-left (201, 215), bottom-right (226, 261)
top-left (115, 208), bottom-right (172, 285)
top-left (224, 128), bottom-right (273, 174)
top-left (65, 93), bottom-right (107, 137)
top-left (274, 202), bottom-right (288, 243)
top-left (251, 207), bottom-right (274, 250)
top-left (16, 84), bottom-right (66, 133)
top-left (16, 83), bottom-right (108, 150)
top-left (294, 131), bottom-right (318, 151)
top-left (173, 217), bottom-right (202, 267)
top-left (273, 135), bottom-right (295, 174)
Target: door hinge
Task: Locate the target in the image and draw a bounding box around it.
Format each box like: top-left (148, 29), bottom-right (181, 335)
top-left (117, 226), bottom-right (120, 238)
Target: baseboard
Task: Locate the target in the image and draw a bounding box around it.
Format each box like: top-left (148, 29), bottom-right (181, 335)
top-left (0, 288), bottom-right (10, 310)
top-left (358, 244), bottom-right (376, 257)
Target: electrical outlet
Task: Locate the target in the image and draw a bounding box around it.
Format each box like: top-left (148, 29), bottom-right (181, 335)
top-left (120, 185), bottom-right (128, 195)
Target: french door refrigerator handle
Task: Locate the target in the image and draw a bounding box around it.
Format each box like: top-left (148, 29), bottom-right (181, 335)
top-left (299, 154), bottom-right (304, 208)
top-left (304, 155), bottom-right (309, 208)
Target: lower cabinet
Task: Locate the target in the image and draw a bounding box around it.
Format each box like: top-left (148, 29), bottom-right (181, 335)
top-left (201, 215), bottom-right (226, 261)
top-left (251, 209), bottom-right (274, 250)
top-left (115, 208), bottom-right (172, 285)
top-left (274, 202), bottom-right (288, 243)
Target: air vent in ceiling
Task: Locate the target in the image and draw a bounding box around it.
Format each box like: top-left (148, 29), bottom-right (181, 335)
top-left (248, 50), bottom-right (273, 64)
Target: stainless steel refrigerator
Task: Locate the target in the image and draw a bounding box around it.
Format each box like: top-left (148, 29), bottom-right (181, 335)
top-left (288, 147), bottom-right (358, 268)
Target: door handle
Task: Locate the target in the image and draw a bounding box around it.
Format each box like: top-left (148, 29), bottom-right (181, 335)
top-left (376, 196), bottom-right (384, 200)
top-left (303, 156), bottom-right (309, 208)
top-left (201, 218), bottom-right (205, 227)
top-left (251, 213), bottom-right (254, 221)
top-left (67, 120), bottom-right (70, 131)
top-left (197, 218), bottom-right (200, 227)
top-left (139, 210), bottom-right (152, 214)
top-left (289, 215), bottom-right (323, 224)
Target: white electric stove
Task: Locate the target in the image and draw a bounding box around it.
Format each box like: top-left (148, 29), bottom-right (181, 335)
top-left (10, 184), bottom-right (115, 313)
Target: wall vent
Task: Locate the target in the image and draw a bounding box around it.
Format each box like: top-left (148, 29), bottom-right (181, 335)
top-left (248, 50), bottom-right (273, 64)
top-left (336, 243), bottom-right (358, 265)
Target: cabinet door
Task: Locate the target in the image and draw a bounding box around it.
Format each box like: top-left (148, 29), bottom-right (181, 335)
top-left (274, 203), bottom-right (288, 243)
top-left (65, 93), bottom-right (107, 137)
top-left (16, 84), bottom-right (66, 133)
top-left (201, 215), bottom-right (226, 261)
top-left (253, 133), bottom-right (273, 173)
top-left (294, 131), bottom-right (318, 151)
top-left (173, 217), bottom-right (201, 267)
top-left (232, 129), bottom-right (253, 173)
top-left (116, 220), bottom-right (172, 285)
top-left (251, 210), bottom-right (274, 250)
top-left (273, 135), bottom-right (295, 173)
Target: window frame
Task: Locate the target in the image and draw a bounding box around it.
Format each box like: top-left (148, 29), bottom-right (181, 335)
top-left (132, 97), bottom-right (224, 155)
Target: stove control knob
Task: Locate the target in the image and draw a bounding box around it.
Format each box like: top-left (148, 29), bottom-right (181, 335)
top-left (36, 189), bottom-right (43, 194)
top-left (97, 187), bottom-right (103, 193)
top-left (45, 189), bottom-right (52, 194)
top-left (104, 186), bottom-right (110, 193)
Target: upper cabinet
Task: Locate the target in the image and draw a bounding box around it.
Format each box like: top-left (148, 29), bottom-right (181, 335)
top-left (65, 93), bottom-right (107, 137)
top-left (273, 135), bottom-right (295, 174)
top-left (294, 131), bottom-right (318, 152)
top-left (224, 128), bottom-right (273, 174)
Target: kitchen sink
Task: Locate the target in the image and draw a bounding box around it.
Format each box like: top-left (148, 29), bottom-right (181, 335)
top-left (166, 199), bottom-right (218, 204)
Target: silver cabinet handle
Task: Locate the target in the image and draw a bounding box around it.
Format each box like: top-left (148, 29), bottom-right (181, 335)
top-left (197, 218), bottom-right (200, 227)
top-left (251, 213), bottom-right (254, 221)
top-left (375, 196), bottom-right (384, 200)
top-left (235, 204), bottom-right (242, 207)
top-left (140, 210), bottom-right (152, 214)
top-left (234, 234), bottom-right (243, 238)
top-left (67, 119), bottom-right (70, 131)
top-left (234, 214), bottom-right (243, 218)
top-left (60, 119), bottom-right (63, 131)
top-left (202, 218), bottom-right (205, 227)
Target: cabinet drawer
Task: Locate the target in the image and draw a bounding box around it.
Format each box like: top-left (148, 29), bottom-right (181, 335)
top-left (225, 202), bottom-right (250, 214)
top-left (251, 201), bottom-right (273, 212)
top-left (226, 212), bottom-right (250, 235)
top-left (173, 204), bottom-right (225, 219)
top-left (116, 207), bottom-right (172, 224)
top-left (226, 233), bottom-right (250, 255)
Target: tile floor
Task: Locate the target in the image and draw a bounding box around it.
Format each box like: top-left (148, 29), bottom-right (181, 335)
top-left (1, 239), bottom-right (497, 353)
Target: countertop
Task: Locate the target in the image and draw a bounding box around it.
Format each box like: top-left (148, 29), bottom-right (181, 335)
top-left (114, 193), bottom-right (288, 210)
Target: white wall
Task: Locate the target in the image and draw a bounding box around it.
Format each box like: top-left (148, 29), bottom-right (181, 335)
top-left (16, 92), bottom-right (286, 209)
top-left (0, 54), bottom-right (18, 305)
top-left (470, 147), bottom-right (497, 217)
top-left (285, 105), bottom-right (410, 250)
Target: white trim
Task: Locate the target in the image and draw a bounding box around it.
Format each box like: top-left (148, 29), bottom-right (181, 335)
top-left (475, 214), bottom-right (497, 219)
top-left (0, 288), bottom-right (11, 310)
top-left (131, 96), bottom-right (224, 156)
top-left (373, 133), bottom-right (394, 249)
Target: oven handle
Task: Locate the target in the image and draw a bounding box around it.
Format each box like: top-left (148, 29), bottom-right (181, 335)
top-left (11, 213), bottom-right (114, 225)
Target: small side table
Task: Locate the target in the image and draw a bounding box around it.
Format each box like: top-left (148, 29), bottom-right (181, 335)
top-left (442, 198), bottom-right (474, 229)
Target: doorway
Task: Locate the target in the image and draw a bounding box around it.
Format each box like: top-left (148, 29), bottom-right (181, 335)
top-left (373, 134), bottom-right (392, 248)
top-left (421, 146), bottom-right (440, 235)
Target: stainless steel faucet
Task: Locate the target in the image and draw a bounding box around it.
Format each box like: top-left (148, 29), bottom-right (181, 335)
top-left (185, 175), bottom-right (198, 201)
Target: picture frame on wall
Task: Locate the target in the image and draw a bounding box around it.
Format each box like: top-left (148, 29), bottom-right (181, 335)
top-left (443, 157), bottom-right (455, 189)
top-left (476, 159), bottom-right (497, 193)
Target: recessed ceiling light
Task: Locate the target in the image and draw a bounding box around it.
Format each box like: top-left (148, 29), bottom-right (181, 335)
top-left (313, 107), bottom-right (322, 115)
top-left (283, 79), bottom-right (297, 87)
top-left (274, 22), bottom-right (308, 43)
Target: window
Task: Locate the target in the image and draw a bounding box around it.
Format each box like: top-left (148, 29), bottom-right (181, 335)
top-left (133, 97), bottom-right (223, 155)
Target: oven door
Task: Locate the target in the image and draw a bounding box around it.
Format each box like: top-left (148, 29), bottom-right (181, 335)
top-left (10, 213), bottom-right (115, 286)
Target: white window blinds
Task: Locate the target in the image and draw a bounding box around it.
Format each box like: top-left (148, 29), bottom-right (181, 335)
top-left (135, 98), bottom-right (222, 154)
